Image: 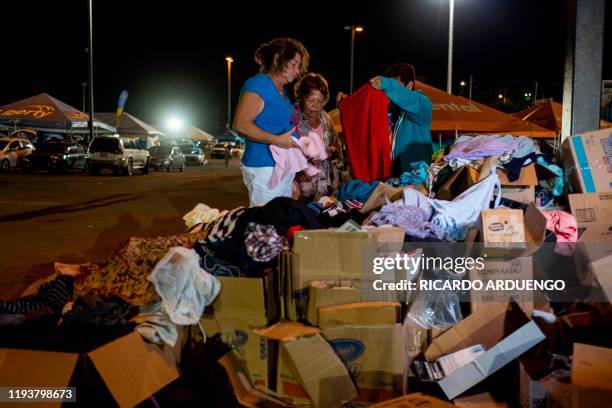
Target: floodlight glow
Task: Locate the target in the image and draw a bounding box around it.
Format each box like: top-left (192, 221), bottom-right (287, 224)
top-left (167, 117), bottom-right (184, 131)
top-left (226, 57), bottom-right (233, 63)
top-left (355, 26), bottom-right (364, 32)
top-left (498, 94), bottom-right (503, 99)
top-left (460, 81), bottom-right (466, 87)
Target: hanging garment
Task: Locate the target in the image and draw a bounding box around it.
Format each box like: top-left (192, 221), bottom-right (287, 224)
top-left (339, 83), bottom-right (392, 182)
top-left (148, 246), bottom-right (221, 326)
top-left (269, 131), bottom-right (328, 189)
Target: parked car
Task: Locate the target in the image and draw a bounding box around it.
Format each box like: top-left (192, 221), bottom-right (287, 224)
top-left (0, 137), bottom-right (35, 172)
top-left (22, 142), bottom-right (87, 173)
top-left (210, 142), bottom-right (242, 159)
top-left (87, 135), bottom-right (149, 176)
top-left (179, 145), bottom-right (206, 166)
top-left (148, 145), bottom-right (186, 172)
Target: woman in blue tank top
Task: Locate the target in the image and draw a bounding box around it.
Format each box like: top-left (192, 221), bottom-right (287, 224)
top-left (233, 37), bottom-right (310, 206)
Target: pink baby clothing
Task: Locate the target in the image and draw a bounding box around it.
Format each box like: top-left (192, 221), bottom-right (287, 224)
top-left (269, 131), bottom-right (328, 189)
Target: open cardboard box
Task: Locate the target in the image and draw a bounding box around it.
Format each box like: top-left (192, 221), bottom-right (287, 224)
top-left (421, 302), bottom-right (545, 400)
top-left (0, 331), bottom-right (180, 408)
top-left (256, 322), bottom-right (357, 408)
top-left (200, 273), bottom-right (279, 390)
top-left (281, 227), bottom-right (405, 321)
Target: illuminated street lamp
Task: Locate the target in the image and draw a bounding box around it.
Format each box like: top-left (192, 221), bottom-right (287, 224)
top-left (460, 81), bottom-right (466, 87)
top-left (226, 56), bottom-right (233, 128)
top-left (344, 25), bottom-right (364, 94)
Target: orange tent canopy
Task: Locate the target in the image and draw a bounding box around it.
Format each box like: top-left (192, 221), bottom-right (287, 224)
top-left (415, 81), bottom-right (555, 138)
top-left (514, 99), bottom-right (612, 131)
top-left (329, 82), bottom-right (556, 138)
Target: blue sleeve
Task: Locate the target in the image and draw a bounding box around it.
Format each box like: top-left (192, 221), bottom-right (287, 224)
top-left (379, 77), bottom-right (432, 126)
top-left (241, 74), bottom-right (271, 100)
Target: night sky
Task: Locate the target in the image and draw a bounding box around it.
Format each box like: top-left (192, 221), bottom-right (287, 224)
top-left (3, 0), bottom-right (610, 133)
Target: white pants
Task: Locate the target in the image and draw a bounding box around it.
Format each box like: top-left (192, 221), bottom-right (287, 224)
top-left (241, 165), bottom-right (295, 207)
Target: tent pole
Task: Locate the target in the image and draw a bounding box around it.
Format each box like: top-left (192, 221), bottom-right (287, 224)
top-left (87, 0), bottom-right (95, 144)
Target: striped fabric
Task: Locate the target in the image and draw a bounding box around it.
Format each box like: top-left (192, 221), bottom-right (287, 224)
top-left (0, 275), bottom-right (73, 314)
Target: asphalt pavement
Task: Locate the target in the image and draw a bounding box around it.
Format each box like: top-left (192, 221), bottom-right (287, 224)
top-left (0, 158), bottom-right (248, 298)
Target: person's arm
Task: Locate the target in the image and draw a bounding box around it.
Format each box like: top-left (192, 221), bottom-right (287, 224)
top-left (371, 76), bottom-right (432, 126)
top-left (233, 92), bottom-right (295, 148)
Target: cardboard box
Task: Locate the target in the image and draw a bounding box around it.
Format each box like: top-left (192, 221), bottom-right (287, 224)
top-left (306, 281), bottom-right (362, 326)
top-left (568, 192), bottom-right (612, 228)
top-left (283, 227), bottom-right (405, 320)
top-left (422, 302), bottom-right (545, 400)
top-left (455, 392), bottom-right (508, 408)
top-left (478, 209), bottom-right (526, 250)
top-left (360, 182), bottom-right (428, 214)
top-left (571, 343), bottom-right (612, 392)
top-left (368, 392), bottom-right (454, 407)
top-left (219, 351), bottom-right (290, 408)
top-left (562, 127), bottom-right (612, 193)
top-left (0, 332), bottom-right (179, 408)
top-left (322, 324), bottom-right (406, 402)
top-left (318, 301), bottom-right (400, 327)
top-left (438, 160), bottom-right (540, 201)
top-left (469, 257), bottom-right (534, 315)
top-left (471, 203), bottom-right (547, 258)
top-left (589, 254), bottom-right (612, 302)
top-left (257, 324), bottom-right (357, 408)
top-left (202, 274), bottom-right (279, 389)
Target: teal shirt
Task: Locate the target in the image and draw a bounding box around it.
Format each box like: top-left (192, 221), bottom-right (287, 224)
top-left (379, 77), bottom-right (433, 171)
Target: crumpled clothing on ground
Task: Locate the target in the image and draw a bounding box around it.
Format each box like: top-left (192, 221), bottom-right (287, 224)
top-left (446, 136), bottom-right (520, 161)
top-left (385, 161), bottom-right (429, 186)
top-left (536, 155), bottom-right (564, 196)
top-left (335, 179), bottom-right (379, 203)
top-left (199, 207), bottom-right (247, 244)
top-left (183, 203), bottom-right (222, 230)
top-left (62, 293), bottom-right (137, 327)
top-left (542, 210), bottom-right (578, 256)
top-left (194, 243), bottom-right (242, 277)
top-left (134, 302), bottom-right (178, 347)
top-left (148, 246), bottom-right (221, 326)
top-left (453, 135), bottom-right (534, 159)
top-left (0, 275), bottom-right (73, 315)
top-left (368, 203), bottom-right (446, 240)
top-left (244, 223), bottom-right (289, 262)
top-left (74, 229), bottom-right (208, 306)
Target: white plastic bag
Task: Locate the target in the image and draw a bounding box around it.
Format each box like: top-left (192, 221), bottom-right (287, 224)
top-left (148, 246), bottom-right (221, 325)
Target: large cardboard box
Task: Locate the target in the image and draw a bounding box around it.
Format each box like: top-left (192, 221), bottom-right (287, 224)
top-left (519, 362), bottom-right (546, 408)
top-left (306, 281), bottom-right (362, 326)
top-left (283, 227), bottom-right (405, 320)
top-left (469, 257), bottom-right (534, 315)
top-left (478, 209), bottom-right (526, 251)
top-left (322, 324), bottom-right (406, 402)
top-left (201, 274), bottom-right (279, 389)
top-left (0, 332), bottom-right (179, 408)
top-left (568, 192), bottom-right (612, 228)
top-left (422, 302), bottom-right (545, 400)
top-left (318, 301), bottom-right (400, 327)
top-left (562, 128), bottom-right (612, 193)
top-left (571, 343), bottom-right (612, 392)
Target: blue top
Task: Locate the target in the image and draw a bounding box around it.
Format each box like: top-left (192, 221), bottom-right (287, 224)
top-left (379, 77), bottom-right (433, 170)
top-left (239, 73), bottom-right (294, 167)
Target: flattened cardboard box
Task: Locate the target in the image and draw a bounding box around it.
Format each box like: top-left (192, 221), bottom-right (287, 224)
top-left (322, 324), bottom-right (406, 402)
top-left (562, 127), bottom-right (612, 193)
top-left (202, 274), bottom-right (279, 389)
top-left (424, 302), bottom-right (545, 399)
top-left (0, 332), bottom-right (179, 408)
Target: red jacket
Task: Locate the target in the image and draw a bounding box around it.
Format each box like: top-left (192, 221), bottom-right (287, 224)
top-left (339, 84), bottom-right (391, 182)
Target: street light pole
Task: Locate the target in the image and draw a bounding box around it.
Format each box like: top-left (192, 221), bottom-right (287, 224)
top-left (81, 82), bottom-right (87, 112)
top-left (447, 0), bottom-right (455, 94)
top-left (87, 0), bottom-right (94, 142)
top-left (345, 25), bottom-right (363, 95)
top-left (226, 57), bottom-right (233, 129)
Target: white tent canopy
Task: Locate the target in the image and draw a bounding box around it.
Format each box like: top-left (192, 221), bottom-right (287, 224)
top-left (184, 126), bottom-right (215, 142)
top-left (95, 112), bottom-right (165, 137)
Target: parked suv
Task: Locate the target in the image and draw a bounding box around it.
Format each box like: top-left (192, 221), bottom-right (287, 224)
top-left (87, 136), bottom-right (149, 176)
